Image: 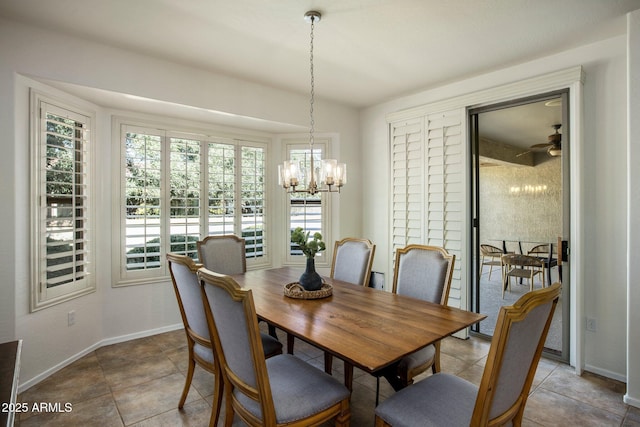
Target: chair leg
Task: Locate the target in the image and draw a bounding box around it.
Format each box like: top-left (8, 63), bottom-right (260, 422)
top-left (375, 376), bottom-right (380, 406)
top-left (334, 399), bottom-right (351, 427)
top-left (208, 363), bottom-right (223, 427)
top-left (179, 356), bottom-right (195, 408)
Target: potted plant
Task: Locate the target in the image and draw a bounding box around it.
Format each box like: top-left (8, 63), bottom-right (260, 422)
top-left (291, 227), bottom-right (326, 291)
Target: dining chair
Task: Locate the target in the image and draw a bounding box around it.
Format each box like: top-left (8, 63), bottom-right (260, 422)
top-left (501, 253), bottom-right (545, 298)
top-left (378, 245), bottom-right (455, 400)
top-left (331, 237), bottom-right (376, 286)
top-left (320, 237), bottom-right (376, 374)
top-left (528, 242), bottom-right (560, 284)
top-left (480, 244), bottom-right (503, 280)
top-left (374, 282), bottom-right (562, 427)
top-left (167, 253), bottom-right (283, 427)
top-left (198, 268), bottom-right (351, 427)
top-left (198, 235), bottom-right (278, 338)
top-left (197, 234), bottom-right (246, 275)
top-left (167, 253), bottom-right (223, 427)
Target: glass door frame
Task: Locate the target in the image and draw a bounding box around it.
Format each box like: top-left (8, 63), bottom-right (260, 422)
top-left (468, 89), bottom-right (570, 362)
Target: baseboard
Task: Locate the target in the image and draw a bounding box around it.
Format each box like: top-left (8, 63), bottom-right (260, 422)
top-left (624, 394), bottom-right (640, 408)
top-left (18, 323), bottom-right (183, 393)
top-left (584, 364), bottom-right (627, 383)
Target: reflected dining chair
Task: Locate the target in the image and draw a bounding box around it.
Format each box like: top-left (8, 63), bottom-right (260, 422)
top-left (501, 253), bottom-right (545, 298)
top-left (198, 268), bottom-right (351, 427)
top-left (167, 253), bottom-right (283, 427)
top-left (379, 245), bottom-right (455, 401)
top-left (374, 282), bottom-right (561, 427)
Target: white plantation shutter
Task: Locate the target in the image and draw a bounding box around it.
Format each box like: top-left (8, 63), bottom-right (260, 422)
top-left (425, 110), bottom-right (464, 305)
top-left (391, 118), bottom-right (424, 253)
top-left (390, 108), bottom-right (464, 308)
top-left (32, 96), bottom-right (95, 310)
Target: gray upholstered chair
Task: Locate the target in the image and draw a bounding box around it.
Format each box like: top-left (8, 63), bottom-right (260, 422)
top-left (319, 237), bottom-right (376, 373)
top-left (197, 234), bottom-right (246, 275)
top-left (167, 253), bottom-right (282, 427)
top-left (331, 237), bottom-right (376, 286)
top-left (167, 253), bottom-right (223, 427)
top-left (374, 282), bottom-right (562, 427)
top-left (380, 245), bottom-right (455, 397)
top-left (198, 268), bottom-right (351, 427)
top-left (198, 234), bottom-right (278, 337)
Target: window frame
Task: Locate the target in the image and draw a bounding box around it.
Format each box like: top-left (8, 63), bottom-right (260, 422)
top-left (112, 117), bottom-right (270, 286)
top-left (30, 90), bottom-right (97, 311)
top-left (281, 137), bottom-right (332, 267)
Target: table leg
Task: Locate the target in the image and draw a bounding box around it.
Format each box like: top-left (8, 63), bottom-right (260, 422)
top-left (324, 352), bottom-right (333, 375)
top-left (287, 333), bottom-right (294, 354)
top-left (343, 362), bottom-right (353, 391)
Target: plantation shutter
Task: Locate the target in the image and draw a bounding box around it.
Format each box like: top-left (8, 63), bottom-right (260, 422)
top-left (35, 101), bottom-right (94, 307)
top-left (390, 108), bottom-right (464, 308)
top-left (391, 118), bottom-right (424, 254)
top-left (425, 110), bottom-right (464, 305)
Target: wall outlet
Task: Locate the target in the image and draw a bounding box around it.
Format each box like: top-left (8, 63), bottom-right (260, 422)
top-left (68, 310), bottom-right (76, 326)
top-left (586, 317), bottom-right (597, 332)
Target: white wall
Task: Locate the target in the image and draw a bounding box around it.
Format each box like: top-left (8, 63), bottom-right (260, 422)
top-left (0, 17), bottom-right (361, 388)
top-left (361, 35), bottom-right (629, 382)
top-left (626, 9), bottom-right (640, 408)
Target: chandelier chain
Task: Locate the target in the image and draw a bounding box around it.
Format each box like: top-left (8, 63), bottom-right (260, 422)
top-left (309, 15), bottom-right (315, 148)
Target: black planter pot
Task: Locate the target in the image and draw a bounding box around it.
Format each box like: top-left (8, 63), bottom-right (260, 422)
top-left (298, 257), bottom-right (323, 291)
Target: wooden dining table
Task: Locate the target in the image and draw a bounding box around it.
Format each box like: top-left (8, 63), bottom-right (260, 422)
top-left (232, 267), bottom-right (486, 390)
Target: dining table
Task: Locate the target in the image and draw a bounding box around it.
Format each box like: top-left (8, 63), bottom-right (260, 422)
top-left (232, 266), bottom-right (486, 390)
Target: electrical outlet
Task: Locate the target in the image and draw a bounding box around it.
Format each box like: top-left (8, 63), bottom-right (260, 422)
top-left (586, 317), bottom-right (597, 332)
top-left (68, 310), bottom-right (76, 326)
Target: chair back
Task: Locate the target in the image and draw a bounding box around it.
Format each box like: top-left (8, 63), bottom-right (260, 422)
top-left (199, 268), bottom-right (274, 422)
top-left (480, 244), bottom-right (502, 257)
top-left (330, 237), bottom-right (376, 286)
top-left (197, 235), bottom-right (246, 275)
top-left (472, 282), bottom-right (561, 426)
top-left (167, 253), bottom-right (210, 347)
top-left (392, 245), bottom-right (455, 305)
top-left (501, 253), bottom-right (545, 270)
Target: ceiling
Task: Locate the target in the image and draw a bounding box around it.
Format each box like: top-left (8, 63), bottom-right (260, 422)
top-left (1, 0), bottom-right (638, 109)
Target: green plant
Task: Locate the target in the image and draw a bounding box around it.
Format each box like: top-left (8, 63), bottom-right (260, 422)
top-left (291, 227), bottom-right (326, 258)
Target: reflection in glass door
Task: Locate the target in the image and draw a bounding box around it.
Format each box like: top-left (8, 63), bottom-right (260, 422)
top-left (470, 91), bottom-right (569, 361)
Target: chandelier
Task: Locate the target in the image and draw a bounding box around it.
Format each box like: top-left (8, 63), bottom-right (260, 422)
top-left (278, 11), bottom-right (346, 195)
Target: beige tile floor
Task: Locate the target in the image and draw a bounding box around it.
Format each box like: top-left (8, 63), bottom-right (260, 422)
top-left (16, 327), bottom-right (639, 426)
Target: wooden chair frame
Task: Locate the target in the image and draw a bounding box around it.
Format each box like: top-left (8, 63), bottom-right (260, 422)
top-left (501, 253), bottom-right (546, 298)
top-left (198, 268), bottom-right (350, 427)
top-left (374, 282), bottom-right (561, 427)
top-left (471, 282), bottom-right (561, 426)
top-left (391, 245), bottom-right (455, 380)
top-left (167, 253), bottom-right (222, 427)
top-left (330, 237), bottom-right (376, 286)
top-left (480, 244), bottom-right (503, 280)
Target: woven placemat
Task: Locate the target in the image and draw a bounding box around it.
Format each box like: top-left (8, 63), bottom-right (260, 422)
top-left (283, 282), bottom-right (333, 299)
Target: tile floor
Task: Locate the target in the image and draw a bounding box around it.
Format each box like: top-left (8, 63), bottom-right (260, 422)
top-left (16, 327), bottom-right (639, 426)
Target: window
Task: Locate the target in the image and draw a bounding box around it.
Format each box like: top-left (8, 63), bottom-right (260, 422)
top-left (31, 92), bottom-right (96, 311)
top-left (115, 121), bottom-right (268, 285)
top-left (283, 138), bottom-right (330, 266)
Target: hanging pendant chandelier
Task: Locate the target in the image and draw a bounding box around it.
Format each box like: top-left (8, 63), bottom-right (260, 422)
top-left (278, 10), bottom-right (346, 195)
